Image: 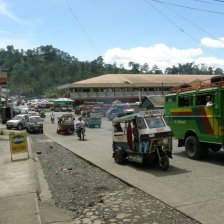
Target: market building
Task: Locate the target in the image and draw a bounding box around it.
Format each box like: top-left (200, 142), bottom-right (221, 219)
top-left (58, 74), bottom-right (214, 104)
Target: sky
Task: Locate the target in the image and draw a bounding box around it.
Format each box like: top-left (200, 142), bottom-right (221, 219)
top-left (0, 0), bottom-right (224, 72)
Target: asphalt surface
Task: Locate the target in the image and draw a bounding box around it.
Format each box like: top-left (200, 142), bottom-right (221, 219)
top-left (1, 111), bottom-right (224, 224)
top-left (43, 112), bottom-right (224, 224)
top-left (30, 133), bottom-right (199, 224)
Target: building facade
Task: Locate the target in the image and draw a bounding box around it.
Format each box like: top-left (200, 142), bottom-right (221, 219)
top-left (58, 74), bottom-right (214, 104)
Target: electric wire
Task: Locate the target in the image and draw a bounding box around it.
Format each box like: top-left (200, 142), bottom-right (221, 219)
top-left (144, 0), bottom-right (222, 58)
top-left (192, 0), bottom-right (224, 5)
top-left (151, 0), bottom-right (224, 15)
top-left (64, 0), bottom-right (101, 57)
top-left (156, 1), bottom-right (224, 45)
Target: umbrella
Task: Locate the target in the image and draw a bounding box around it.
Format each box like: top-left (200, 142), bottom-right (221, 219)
top-left (53, 98), bottom-right (74, 102)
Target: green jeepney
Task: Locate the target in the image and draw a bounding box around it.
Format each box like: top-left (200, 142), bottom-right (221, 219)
top-left (164, 76), bottom-right (224, 160)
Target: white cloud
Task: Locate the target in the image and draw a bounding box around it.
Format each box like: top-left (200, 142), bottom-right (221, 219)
top-left (201, 37), bottom-right (224, 48)
top-left (195, 57), bottom-right (224, 68)
top-left (0, 0), bottom-right (27, 24)
top-left (0, 37), bottom-right (36, 51)
top-left (104, 44), bottom-right (205, 71)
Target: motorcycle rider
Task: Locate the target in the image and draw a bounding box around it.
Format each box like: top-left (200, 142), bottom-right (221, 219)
top-left (75, 117), bottom-right (85, 138)
top-left (50, 112), bottom-right (55, 123)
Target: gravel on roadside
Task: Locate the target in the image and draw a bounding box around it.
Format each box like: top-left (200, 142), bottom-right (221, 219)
top-left (30, 133), bottom-right (200, 224)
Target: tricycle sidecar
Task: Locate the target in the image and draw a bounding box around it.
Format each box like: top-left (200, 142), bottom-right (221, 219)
top-left (57, 113), bottom-right (75, 135)
top-left (112, 110), bottom-right (173, 170)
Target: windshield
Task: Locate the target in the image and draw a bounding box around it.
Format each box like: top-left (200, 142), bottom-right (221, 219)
top-left (14, 115), bottom-right (23, 120)
top-left (145, 116), bottom-right (165, 128)
top-left (30, 117), bottom-right (42, 123)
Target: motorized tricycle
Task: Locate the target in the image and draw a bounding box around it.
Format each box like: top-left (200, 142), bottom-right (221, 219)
top-left (112, 110), bottom-right (173, 170)
top-left (83, 112), bottom-right (101, 128)
top-left (57, 113), bottom-right (75, 135)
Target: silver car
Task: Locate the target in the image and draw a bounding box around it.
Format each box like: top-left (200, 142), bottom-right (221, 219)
top-left (6, 114), bottom-right (28, 130)
top-left (26, 115), bottom-right (43, 133)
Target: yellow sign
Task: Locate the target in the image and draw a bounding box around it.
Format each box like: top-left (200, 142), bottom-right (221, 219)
top-left (9, 132), bottom-right (28, 155)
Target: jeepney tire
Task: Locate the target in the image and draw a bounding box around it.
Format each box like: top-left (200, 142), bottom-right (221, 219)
top-left (113, 148), bottom-right (125, 164)
top-left (185, 136), bottom-right (204, 160)
top-left (159, 154), bottom-right (169, 171)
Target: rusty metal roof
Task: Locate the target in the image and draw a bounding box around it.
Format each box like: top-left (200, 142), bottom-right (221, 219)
top-left (59, 74), bottom-right (214, 89)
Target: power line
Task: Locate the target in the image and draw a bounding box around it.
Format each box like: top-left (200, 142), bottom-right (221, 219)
top-left (144, 0), bottom-right (222, 58)
top-left (193, 0), bottom-right (224, 5)
top-left (151, 0), bottom-right (224, 15)
top-left (157, 1), bottom-right (224, 45)
top-left (64, 0), bottom-right (101, 57)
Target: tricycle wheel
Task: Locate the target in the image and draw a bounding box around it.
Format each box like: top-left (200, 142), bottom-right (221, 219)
top-left (82, 131), bottom-right (85, 140)
top-left (67, 128), bottom-right (73, 135)
top-left (113, 148), bottom-right (125, 164)
top-left (159, 154), bottom-right (169, 171)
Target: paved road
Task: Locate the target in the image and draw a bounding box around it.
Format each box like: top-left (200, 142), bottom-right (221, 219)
top-left (44, 112), bottom-right (224, 224)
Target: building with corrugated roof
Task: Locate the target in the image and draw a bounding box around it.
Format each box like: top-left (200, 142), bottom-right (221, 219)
top-left (58, 74), bottom-right (214, 104)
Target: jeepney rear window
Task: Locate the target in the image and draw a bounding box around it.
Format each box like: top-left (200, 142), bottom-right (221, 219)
top-left (145, 117), bottom-right (165, 128)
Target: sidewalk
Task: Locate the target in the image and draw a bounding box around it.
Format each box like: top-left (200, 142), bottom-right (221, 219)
top-left (0, 128), bottom-right (41, 224)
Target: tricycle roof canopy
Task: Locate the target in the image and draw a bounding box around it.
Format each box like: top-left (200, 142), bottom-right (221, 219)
top-left (53, 98), bottom-right (74, 102)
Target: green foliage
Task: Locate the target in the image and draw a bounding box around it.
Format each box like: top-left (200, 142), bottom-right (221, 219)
top-left (0, 45), bottom-right (132, 97)
top-left (0, 45), bottom-right (223, 97)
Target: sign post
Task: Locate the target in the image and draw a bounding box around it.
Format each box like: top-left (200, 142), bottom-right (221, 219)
top-left (9, 132), bottom-right (29, 161)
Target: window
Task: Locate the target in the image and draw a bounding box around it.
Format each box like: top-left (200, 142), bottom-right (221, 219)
top-left (165, 96), bottom-right (176, 103)
top-left (196, 94), bottom-right (214, 106)
top-left (178, 96), bottom-right (192, 107)
top-left (136, 117), bottom-right (147, 129)
top-left (145, 117), bottom-right (165, 128)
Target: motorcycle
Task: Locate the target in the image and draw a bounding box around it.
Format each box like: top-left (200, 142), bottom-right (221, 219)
top-left (76, 125), bottom-right (85, 140)
top-left (51, 115), bottom-right (55, 124)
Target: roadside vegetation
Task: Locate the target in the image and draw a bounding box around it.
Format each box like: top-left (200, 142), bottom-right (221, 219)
top-left (0, 45), bottom-right (223, 97)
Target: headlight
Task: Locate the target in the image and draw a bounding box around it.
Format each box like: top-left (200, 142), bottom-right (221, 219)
top-left (163, 138), bottom-right (169, 145)
top-left (157, 140), bottom-right (163, 146)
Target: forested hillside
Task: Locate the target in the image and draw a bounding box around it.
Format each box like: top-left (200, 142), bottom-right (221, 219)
top-left (0, 45), bottom-right (223, 97)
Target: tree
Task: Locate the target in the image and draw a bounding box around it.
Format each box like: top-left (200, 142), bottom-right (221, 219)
top-left (140, 63), bottom-right (149, 73)
top-left (214, 68), bottom-right (223, 75)
top-left (128, 61), bottom-right (140, 73)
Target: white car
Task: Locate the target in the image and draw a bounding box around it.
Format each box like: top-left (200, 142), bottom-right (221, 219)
top-left (6, 114), bottom-right (28, 130)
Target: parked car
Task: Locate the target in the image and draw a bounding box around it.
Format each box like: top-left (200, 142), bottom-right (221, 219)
top-left (6, 114), bottom-right (28, 130)
top-left (26, 115), bottom-right (43, 133)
